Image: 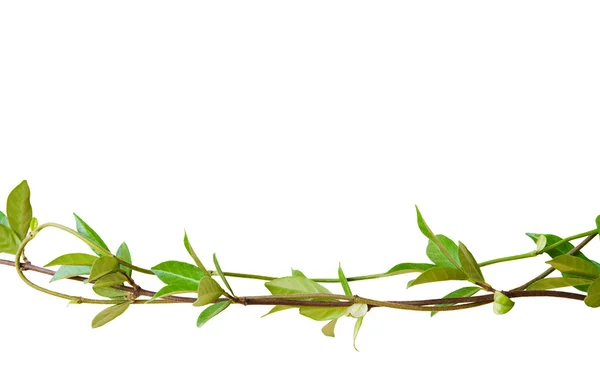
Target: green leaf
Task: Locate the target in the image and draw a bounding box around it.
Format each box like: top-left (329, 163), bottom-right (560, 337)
top-left (0, 211), bottom-right (9, 228)
top-left (535, 235), bottom-right (547, 252)
top-left (151, 260), bottom-right (205, 290)
top-left (426, 236), bottom-right (460, 268)
top-left (493, 291), bottom-right (514, 315)
top-left (338, 263), bottom-right (352, 296)
top-left (93, 272), bottom-right (128, 287)
top-left (6, 180), bottom-right (32, 241)
top-left (347, 303), bottom-right (368, 318)
top-left (431, 286), bottom-right (481, 317)
top-left (50, 265), bottom-right (92, 282)
top-left (386, 262), bottom-right (435, 275)
top-left (527, 277), bottom-right (594, 291)
top-left (193, 277), bottom-right (224, 307)
top-left (116, 242), bottom-right (132, 277)
top-left (353, 316), bottom-right (364, 352)
top-left (0, 224), bottom-right (21, 254)
top-left (261, 305), bottom-right (292, 318)
top-left (457, 241), bottom-right (485, 283)
top-left (44, 253), bottom-right (98, 267)
top-left (546, 255), bottom-right (600, 279)
top-left (74, 213), bottom-right (110, 256)
top-left (197, 300), bottom-right (231, 328)
top-left (183, 231), bottom-right (209, 275)
top-left (416, 207), bottom-right (461, 270)
top-left (213, 253), bottom-right (235, 296)
top-left (407, 267), bottom-right (467, 288)
top-left (93, 286), bottom-right (127, 299)
top-left (291, 269), bottom-right (306, 277)
top-left (584, 278), bottom-right (600, 307)
top-left (299, 307), bottom-right (348, 321)
top-left (321, 319), bottom-right (337, 337)
top-left (89, 256), bottom-right (120, 281)
top-left (265, 276), bottom-right (331, 295)
top-left (91, 301), bottom-right (130, 328)
top-left (149, 284), bottom-right (197, 302)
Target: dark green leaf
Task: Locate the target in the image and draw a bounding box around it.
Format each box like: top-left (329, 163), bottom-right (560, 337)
top-left (321, 319), bottom-right (337, 337)
top-left (386, 262), bottom-right (435, 275)
top-left (151, 260), bottom-right (205, 290)
top-left (338, 263), bottom-right (352, 296)
top-left (0, 224), bottom-right (20, 254)
top-left (193, 277), bottom-right (224, 307)
top-left (6, 180), bottom-right (32, 241)
top-left (493, 291), bottom-right (515, 315)
top-left (353, 316), bottom-right (364, 352)
top-left (89, 256), bottom-right (120, 281)
top-left (116, 242), bottom-right (132, 277)
top-left (584, 278), bottom-right (600, 307)
top-left (92, 301), bottom-right (130, 328)
top-left (0, 211), bottom-right (9, 228)
top-left (74, 213), bottom-right (110, 256)
top-left (213, 253), bottom-right (234, 296)
top-left (546, 255), bottom-right (600, 279)
top-left (407, 267), bottom-right (467, 288)
top-left (197, 300), bottom-right (231, 328)
top-left (426, 236), bottom-right (460, 268)
top-left (299, 307), bottom-right (348, 321)
top-left (93, 272), bottom-right (128, 287)
top-left (50, 266), bottom-right (92, 282)
top-left (415, 206), bottom-right (461, 270)
top-left (183, 231), bottom-right (209, 275)
top-left (150, 284), bottom-right (197, 301)
top-left (431, 286), bottom-right (481, 317)
top-left (527, 277), bottom-right (594, 291)
top-left (93, 286), bottom-right (127, 299)
top-left (44, 253), bottom-right (98, 267)
top-left (261, 305), bottom-right (292, 318)
top-left (265, 276), bottom-right (331, 295)
top-left (457, 241), bottom-right (485, 282)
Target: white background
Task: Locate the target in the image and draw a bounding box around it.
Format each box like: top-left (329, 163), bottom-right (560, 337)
top-left (1, 1), bottom-right (599, 377)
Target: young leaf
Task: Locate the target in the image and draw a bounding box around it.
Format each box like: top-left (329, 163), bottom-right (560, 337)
top-left (91, 301), bottom-right (131, 328)
top-left (93, 286), bottom-right (128, 299)
top-left (546, 255), bottom-right (600, 279)
top-left (584, 278), bottom-right (600, 307)
top-left (50, 266), bottom-right (92, 282)
top-left (291, 269), bottom-right (306, 277)
top-left (526, 277), bottom-right (594, 291)
top-left (197, 300), bottom-right (231, 328)
top-left (535, 235), bottom-right (547, 252)
top-left (149, 285), bottom-right (197, 302)
top-left (261, 305), bottom-right (293, 318)
top-left (6, 180), bottom-right (32, 241)
top-left (183, 231), bottom-right (209, 275)
top-left (493, 291), bottom-right (514, 315)
top-left (457, 241), bottom-right (485, 283)
top-left (321, 319), bottom-right (337, 337)
top-left (265, 276), bottom-right (331, 295)
top-left (89, 256), bottom-right (120, 281)
top-left (93, 272), bottom-right (128, 287)
top-left (299, 307), bottom-right (348, 321)
top-left (415, 206), bottom-right (461, 270)
top-left (116, 242), bottom-right (132, 277)
top-left (407, 267), bottom-right (467, 288)
top-left (0, 224), bottom-right (21, 254)
top-left (386, 262), bottom-right (435, 275)
top-left (74, 214), bottom-right (110, 256)
top-left (431, 286), bottom-right (481, 317)
top-left (193, 277), bottom-right (224, 307)
top-left (338, 263), bottom-right (352, 296)
top-left (347, 303), bottom-right (368, 318)
top-left (44, 253), bottom-right (98, 267)
top-left (353, 316), bottom-right (364, 352)
top-left (0, 211), bottom-right (9, 228)
top-left (151, 260), bottom-right (205, 290)
top-left (213, 253), bottom-right (235, 296)
top-left (426, 236), bottom-right (460, 268)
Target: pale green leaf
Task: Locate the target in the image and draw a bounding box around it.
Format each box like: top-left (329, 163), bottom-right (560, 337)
top-left (93, 272), bottom-right (127, 287)
top-left (457, 241), bottom-right (485, 282)
top-left (0, 224), bottom-right (20, 254)
top-left (193, 277), bottom-right (224, 307)
top-left (116, 242), bottom-right (132, 277)
top-left (415, 206), bottom-right (461, 270)
top-left (89, 256), bottom-right (120, 281)
top-left (584, 278), bottom-right (600, 307)
top-left (151, 260), bottom-right (205, 290)
top-left (527, 277), bottom-right (594, 291)
top-left (213, 253), bottom-right (234, 296)
top-left (535, 235), bottom-right (547, 252)
top-left (0, 211), bottom-right (9, 228)
top-left (265, 276), bottom-right (331, 295)
top-left (347, 303), bottom-right (368, 318)
top-left (321, 319), bottom-right (337, 337)
top-left (386, 262), bottom-right (435, 275)
top-left (493, 291), bottom-right (515, 315)
top-left (74, 213), bottom-right (110, 256)
top-left (197, 300), bottom-right (231, 328)
top-left (546, 255), bottom-right (600, 279)
top-left (407, 267), bottom-right (467, 288)
top-left (50, 265), bottom-right (91, 282)
top-left (261, 305), bottom-right (293, 318)
top-left (44, 253), bottom-right (98, 267)
top-left (184, 231), bottom-right (209, 275)
top-left (338, 263), bottom-right (352, 296)
top-left (353, 316), bottom-right (364, 352)
top-left (149, 285), bottom-right (197, 302)
top-left (6, 180), bottom-right (32, 241)
top-left (299, 307), bottom-right (348, 321)
top-left (93, 286), bottom-right (127, 299)
top-left (426, 236), bottom-right (460, 268)
top-left (92, 302), bottom-right (130, 328)
top-left (291, 269), bottom-right (306, 277)
top-left (431, 286), bottom-right (481, 316)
